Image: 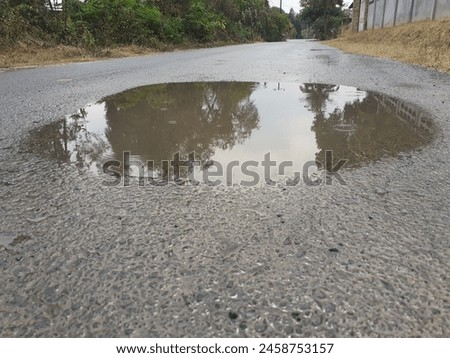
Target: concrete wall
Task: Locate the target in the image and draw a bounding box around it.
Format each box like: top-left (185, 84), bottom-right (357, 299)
top-left (367, 0), bottom-right (374, 29)
top-left (358, 0), bottom-right (450, 31)
top-left (436, 0), bottom-right (450, 19)
top-left (412, 0), bottom-right (435, 21)
top-left (395, 0), bottom-right (414, 25)
top-left (383, 0), bottom-right (398, 27)
top-left (373, 0), bottom-right (385, 28)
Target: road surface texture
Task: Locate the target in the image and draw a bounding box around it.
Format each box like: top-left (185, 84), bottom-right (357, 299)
top-left (0, 40), bottom-right (449, 337)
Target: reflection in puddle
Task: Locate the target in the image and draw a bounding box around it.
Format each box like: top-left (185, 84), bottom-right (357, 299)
top-left (26, 82), bottom-right (434, 185)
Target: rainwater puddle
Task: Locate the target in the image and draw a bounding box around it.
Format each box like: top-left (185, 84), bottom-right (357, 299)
top-left (26, 82), bottom-right (434, 186)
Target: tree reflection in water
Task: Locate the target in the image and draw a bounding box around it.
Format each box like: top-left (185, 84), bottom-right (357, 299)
top-left (27, 82), bottom-right (260, 176)
top-left (104, 82), bottom-right (260, 165)
top-left (301, 84), bottom-right (434, 169)
top-left (26, 107), bottom-right (110, 171)
top-left (26, 82), bottom-right (434, 182)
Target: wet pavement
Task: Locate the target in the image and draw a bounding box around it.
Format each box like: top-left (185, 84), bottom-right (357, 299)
top-left (0, 40), bottom-right (449, 337)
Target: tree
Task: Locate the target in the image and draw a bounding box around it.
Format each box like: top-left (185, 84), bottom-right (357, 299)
top-left (184, 0), bottom-right (224, 42)
top-left (288, 7), bottom-right (302, 39)
top-left (264, 7), bottom-right (291, 42)
top-left (27, 82), bottom-right (260, 178)
top-left (0, 0), bottom-right (290, 49)
top-left (299, 0), bottom-right (347, 40)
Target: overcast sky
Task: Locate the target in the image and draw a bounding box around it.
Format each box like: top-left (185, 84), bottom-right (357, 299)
top-left (268, 0), bottom-right (301, 13)
top-left (268, 0), bottom-right (351, 14)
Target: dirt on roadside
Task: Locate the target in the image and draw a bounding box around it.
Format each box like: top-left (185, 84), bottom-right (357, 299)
top-left (0, 43), bottom-right (157, 69)
top-left (0, 40), bottom-right (243, 69)
top-left (326, 18), bottom-right (450, 73)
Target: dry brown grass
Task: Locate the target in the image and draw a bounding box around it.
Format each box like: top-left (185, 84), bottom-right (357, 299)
top-left (326, 18), bottom-right (450, 73)
top-left (0, 40), bottom-right (241, 69)
top-left (0, 43), bottom-right (156, 69)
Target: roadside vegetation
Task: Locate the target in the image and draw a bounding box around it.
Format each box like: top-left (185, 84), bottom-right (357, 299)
top-left (298, 0), bottom-right (348, 40)
top-left (0, 0), bottom-right (294, 67)
top-left (327, 18), bottom-right (450, 73)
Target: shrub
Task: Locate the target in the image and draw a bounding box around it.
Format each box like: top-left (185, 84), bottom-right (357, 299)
top-left (161, 17), bottom-right (184, 44)
top-left (264, 8), bottom-right (292, 42)
top-left (184, 0), bottom-right (225, 43)
top-left (81, 0), bottom-right (161, 45)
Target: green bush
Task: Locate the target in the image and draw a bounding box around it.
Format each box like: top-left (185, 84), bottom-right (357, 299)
top-left (184, 0), bottom-right (225, 42)
top-left (0, 0), bottom-right (294, 50)
top-left (136, 4), bottom-right (162, 35)
top-left (265, 8), bottom-right (292, 42)
top-left (227, 21), bottom-right (253, 42)
top-left (311, 13), bottom-right (345, 40)
top-left (81, 0), bottom-right (161, 45)
top-left (0, 1), bottom-right (23, 45)
top-left (0, 0), bottom-right (64, 46)
top-left (161, 17), bottom-right (184, 44)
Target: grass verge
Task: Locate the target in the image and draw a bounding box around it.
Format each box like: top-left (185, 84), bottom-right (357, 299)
top-left (326, 18), bottom-right (450, 73)
top-left (0, 40), bottom-right (243, 69)
top-left (0, 43), bottom-right (159, 69)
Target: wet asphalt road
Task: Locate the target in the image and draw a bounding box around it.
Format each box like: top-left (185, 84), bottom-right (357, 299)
top-left (0, 40), bottom-right (449, 337)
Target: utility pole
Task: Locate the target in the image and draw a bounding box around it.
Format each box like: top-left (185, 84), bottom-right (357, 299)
top-left (280, 0), bottom-right (282, 13)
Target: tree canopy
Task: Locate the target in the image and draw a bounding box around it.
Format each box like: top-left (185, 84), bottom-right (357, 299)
top-left (299, 0), bottom-right (348, 40)
top-left (0, 0), bottom-right (294, 48)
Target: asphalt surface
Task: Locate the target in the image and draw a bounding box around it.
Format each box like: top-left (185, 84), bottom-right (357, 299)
top-left (0, 40), bottom-right (449, 337)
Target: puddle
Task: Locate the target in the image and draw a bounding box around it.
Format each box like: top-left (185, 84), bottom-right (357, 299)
top-left (26, 82), bottom-right (434, 185)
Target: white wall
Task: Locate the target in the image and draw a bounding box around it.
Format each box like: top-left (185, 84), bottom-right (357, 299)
top-left (436, 0), bottom-right (450, 19)
top-left (373, 0), bottom-right (385, 28)
top-left (383, 0), bottom-right (398, 27)
top-left (364, 0), bottom-right (450, 30)
top-left (412, 0), bottom-right (435, 21)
